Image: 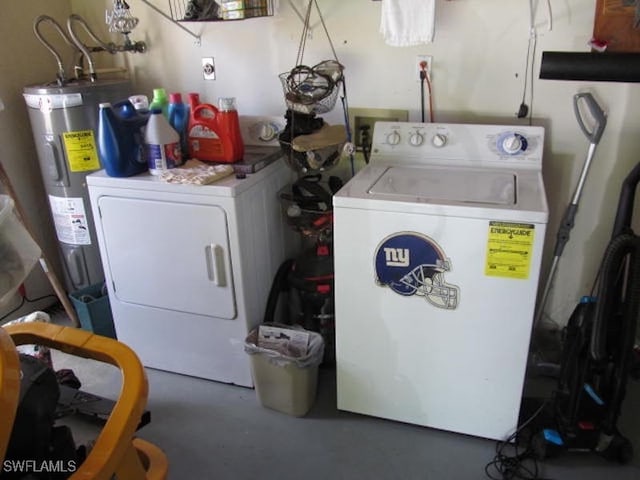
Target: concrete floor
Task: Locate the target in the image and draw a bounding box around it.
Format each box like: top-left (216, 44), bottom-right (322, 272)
top-left (49, 347), bottom-right (640, 480)
top-left (4, 305), bottom-right (632, 479)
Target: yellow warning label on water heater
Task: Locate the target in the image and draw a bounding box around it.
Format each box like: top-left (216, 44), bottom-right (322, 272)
top-left (485, 221), bottom-right (535, 279)
top-left (62, 130), bottom-right (100, 172)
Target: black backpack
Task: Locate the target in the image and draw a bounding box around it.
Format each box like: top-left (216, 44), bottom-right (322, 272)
top-left (2, 355), bottom-right (78, 480)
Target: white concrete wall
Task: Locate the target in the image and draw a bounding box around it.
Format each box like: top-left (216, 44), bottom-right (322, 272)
top-left (3, 0), bottom-right (640, 330)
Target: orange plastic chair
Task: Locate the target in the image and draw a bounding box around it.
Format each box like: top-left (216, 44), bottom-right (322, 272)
top-left (1, 322), bottom-right (168, 480)
top-left (0, 326), bottom-right (20, 463)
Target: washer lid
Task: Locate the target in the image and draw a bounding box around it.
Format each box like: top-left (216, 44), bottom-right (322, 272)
top-left (334, 164), bottom-right (548, 223)
top-left (368, 166), bottom-right (516, 205)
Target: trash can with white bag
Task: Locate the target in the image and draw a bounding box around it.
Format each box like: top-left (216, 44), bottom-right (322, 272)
top-left (244, 323), bottom-right (324, 416)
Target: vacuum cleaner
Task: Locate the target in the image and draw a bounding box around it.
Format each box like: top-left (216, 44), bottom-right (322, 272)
top-left (531, 159), bottom-right (640, 464)
top-left (264, 174), bottom-right (342, 365)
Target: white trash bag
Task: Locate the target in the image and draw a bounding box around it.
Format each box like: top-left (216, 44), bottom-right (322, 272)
top-left (244, 323), bottom-right (324, 368)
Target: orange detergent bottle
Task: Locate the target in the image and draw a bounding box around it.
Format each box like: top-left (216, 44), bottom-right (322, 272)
top-left (187, 96), bottom-right (236, 163)
top-left (217, 97), bottom-right (244, 161)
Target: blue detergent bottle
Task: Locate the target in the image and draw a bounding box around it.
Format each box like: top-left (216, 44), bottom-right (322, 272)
top-left (98, 100), bottom-right (150, 177)
top-left (168, 93), bottom-right (189, 158)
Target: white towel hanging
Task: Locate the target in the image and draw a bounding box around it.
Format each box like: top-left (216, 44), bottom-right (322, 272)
top-left (380, 0), bottom-right (435, 47)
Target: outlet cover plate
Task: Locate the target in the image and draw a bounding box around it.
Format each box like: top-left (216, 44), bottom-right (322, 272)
top-left (202, 57), bottom-right (216, 80)
top-left (416, 55), bottom-right (432, 82)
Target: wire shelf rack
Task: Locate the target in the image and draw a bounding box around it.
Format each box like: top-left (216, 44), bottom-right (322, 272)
top-left (138, 1), bottom-right (274, 44)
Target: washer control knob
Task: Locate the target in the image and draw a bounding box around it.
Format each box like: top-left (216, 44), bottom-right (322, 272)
top-left (499, 132), bottom-right (528, 155)
top-left (409, 132), bottom-right (424, 146)
top-left (431, 133), bottom-right (448, 148)
top-left (258, 122), bottom-right (279, 142)
top-left (386, 131), bottom-right (401, 145)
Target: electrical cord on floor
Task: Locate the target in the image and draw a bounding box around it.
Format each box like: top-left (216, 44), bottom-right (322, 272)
top-left (484, 400), bottom-right (556, 480)
top-left (0, 292), bottom-right (58, 322)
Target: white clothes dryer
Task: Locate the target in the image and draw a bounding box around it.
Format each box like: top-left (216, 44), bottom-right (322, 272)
top-left (87, 116), bottom-right (296, 387)
top-left (333, 122), bottom-right (548, 440)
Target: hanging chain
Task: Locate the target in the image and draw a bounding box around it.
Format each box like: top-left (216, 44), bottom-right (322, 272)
top-left (295, 0), bottom-right (313, 66)
top-left (294, 0), bottom-right (340, 67)
top-left (315, 0), bottom-right (340, 64)
top-left (287, 0), bottom-right (347, 175)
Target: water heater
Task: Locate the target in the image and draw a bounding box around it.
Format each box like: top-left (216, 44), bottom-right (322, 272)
top-left (23, 78), bottom-right (132, 292)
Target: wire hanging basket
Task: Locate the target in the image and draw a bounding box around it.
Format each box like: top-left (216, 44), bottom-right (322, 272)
top-left (279, 60), bottom-right (344, 115)
top-left (277, 0), bottom-right (355, 175)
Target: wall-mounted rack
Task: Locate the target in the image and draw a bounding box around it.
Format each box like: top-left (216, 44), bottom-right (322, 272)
top-left (138, 1), bottom-right (274, 46)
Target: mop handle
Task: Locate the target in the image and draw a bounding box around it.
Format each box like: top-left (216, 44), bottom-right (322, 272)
top-left (533, 94), bottom-right (606, 329)
top-left (573, 92), bottom-right (607, 145)
top-left (569, 93), bottom-right (606, 205)
top-left (554, 94), bottom-right (606, 256)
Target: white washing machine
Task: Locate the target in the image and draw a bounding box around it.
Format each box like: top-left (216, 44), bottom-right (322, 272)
top-left (333, 122), bottom-right (548, 441)
top-left (87, 116), bottom-right (296, 387)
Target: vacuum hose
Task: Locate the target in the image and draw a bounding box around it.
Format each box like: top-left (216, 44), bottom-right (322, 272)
top-left (589, 233), bottom-right (640, 433)
top-left (263, 259), bottom-right (295, 325)
top-left (612, 162), bottom-right (640, 238)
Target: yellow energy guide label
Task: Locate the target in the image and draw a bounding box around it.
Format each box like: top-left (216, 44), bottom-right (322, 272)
top-left (485, 221), bottom-right (535, 279)
top-left (62, 130), bottom-right (100, 172)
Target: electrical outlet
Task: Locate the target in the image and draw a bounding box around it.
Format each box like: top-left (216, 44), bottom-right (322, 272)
top-left (416, 55), bottom-right (432, 82)
top-left (202, 57), bottom-right (216, 80)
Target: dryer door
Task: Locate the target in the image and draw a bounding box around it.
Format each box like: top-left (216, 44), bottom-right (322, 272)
top-left (97, 196), bottom-right (236, 319)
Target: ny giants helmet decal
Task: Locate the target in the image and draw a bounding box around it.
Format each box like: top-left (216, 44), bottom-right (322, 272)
top-left (374, 232), bottom-right (459, 309)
